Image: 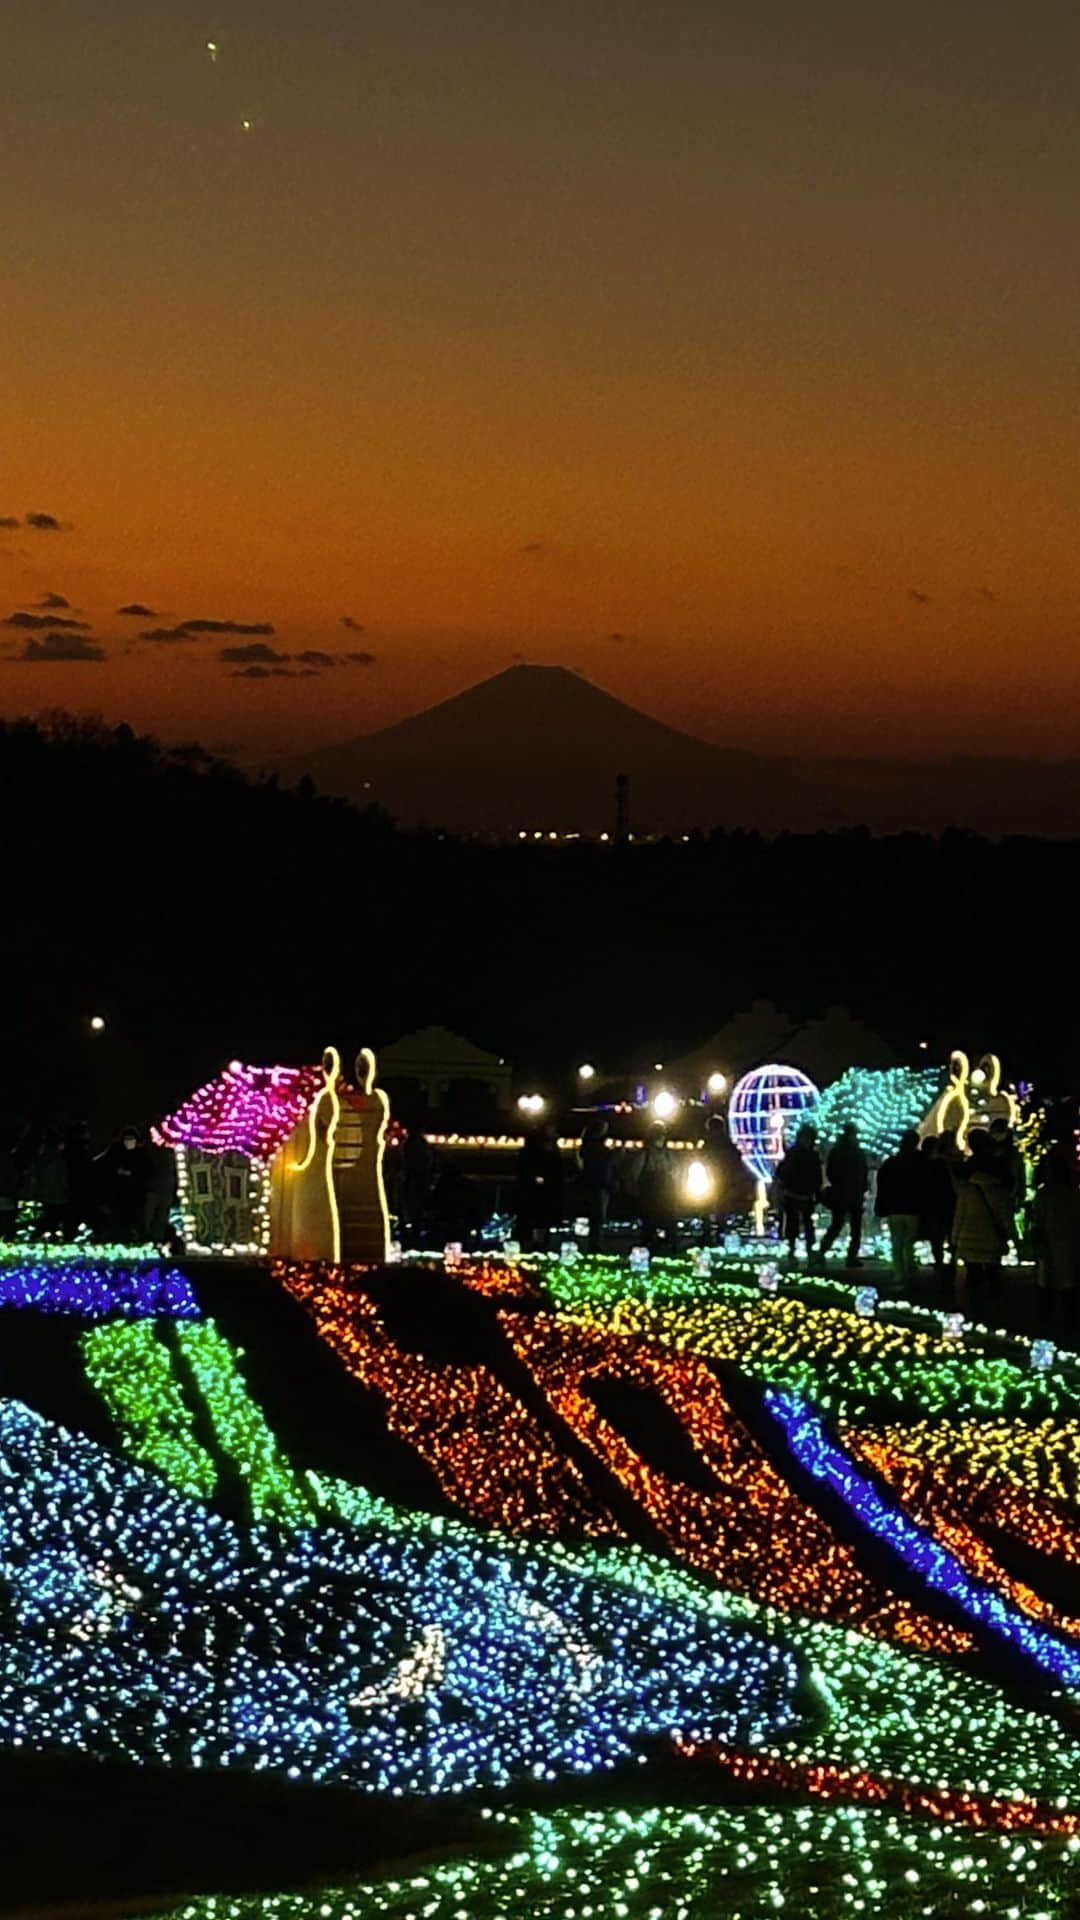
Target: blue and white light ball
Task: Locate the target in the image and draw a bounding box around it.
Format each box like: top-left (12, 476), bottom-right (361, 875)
top-left (728, 1064), bottom-right (820, 1184)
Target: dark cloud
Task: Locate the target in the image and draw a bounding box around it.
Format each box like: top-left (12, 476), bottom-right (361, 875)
top-left (229, 663), bottom-right (315, 680)
top-left (19, 632), bottom-right (106, 662)
top-left (36, 593), bottom-right (70, 610)
top-left (345, 650), bottom-right (376, 666)
top-left (24, 512), bottom-right (63, 532)
top-left (341, 616), bottom-right (364, 633)
top-left (521, 541), bottom-right (546, 554)
top-left (607, 631), bottom-right (637, 644)
top-left (142, 617), bottom-right (275, 642)
top-left (116, 602), bottom-right (157, 617)
top-left (219, 641), bottom-right (289, 665)
top-left (907, 588), bottom-right (932, 605)
top-left (297, 649), bottom-right (334, 668)
top-left (179, 617), bottom-right (275, 636)
top-left (978, 586), bottom-right (998, 604)
top-left (5, 610), bottom-right (91, 631)
top-left (0, 517), bottom-right (19, 531)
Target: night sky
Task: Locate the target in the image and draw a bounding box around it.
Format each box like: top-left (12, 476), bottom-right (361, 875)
top-left (3, 0), bottom-right (1078, 758)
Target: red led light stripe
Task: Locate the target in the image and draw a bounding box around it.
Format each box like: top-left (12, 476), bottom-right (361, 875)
top-left (279, 1265), bottom-right (617, 1537)
top-left (673, 1741), bottom-right (1080, 1836)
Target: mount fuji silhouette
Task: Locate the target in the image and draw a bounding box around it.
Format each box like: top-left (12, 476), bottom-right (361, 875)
top-left (279, 665), bottom-right (1080, 837)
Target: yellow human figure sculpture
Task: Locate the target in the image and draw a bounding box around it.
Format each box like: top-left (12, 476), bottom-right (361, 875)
top-left (270, 1047), bottom-right (342, 1263)
top-left (333, 1047), bottom-right (391, 1265)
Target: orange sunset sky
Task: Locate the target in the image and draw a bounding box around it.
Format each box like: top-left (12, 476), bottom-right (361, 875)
top-left (3, 0), bottom-right (1079, 759)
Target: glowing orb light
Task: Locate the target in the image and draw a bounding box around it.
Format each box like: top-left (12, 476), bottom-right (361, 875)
top-left (727, 1064), bottom-right (820, 1184)
top-left (684, 1159), bottom-right (713, 1205)
top-left (651, 1089), bottom-right (678, 1122)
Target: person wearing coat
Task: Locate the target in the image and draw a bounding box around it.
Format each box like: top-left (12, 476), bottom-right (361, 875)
top-left (819, 1124), bottom-right (868, 1267)
top-left (951, 1129), bottom-right (1014, 1299)
top-left (1031, 1148), bottom-right (1080, 1330)
top-left (33, 1128), bottom-right (72, 1237)
top-left (516, 1126), bottom-right (565, 1251)
top-left (775, 1126), bottom-right (822, 1259)
top-left (578, 1118), bottom-right (615, 1254)
top-left (635, 1124), bottom-right (675, 1250)
top-left (876, 1130), bottom-right (924, 1290)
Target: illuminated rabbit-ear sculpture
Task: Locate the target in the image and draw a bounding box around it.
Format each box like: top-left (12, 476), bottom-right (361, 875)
top-left (291, 1045), bottom-right (343, 1263)
top-left (921, 1050), bottom-right (971, 1151)
top-left (971, 1052), bottom-right (1020, 1131)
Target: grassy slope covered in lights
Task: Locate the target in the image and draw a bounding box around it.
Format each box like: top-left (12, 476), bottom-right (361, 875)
top-left (2, 1247), bottom-right (1080, 1919)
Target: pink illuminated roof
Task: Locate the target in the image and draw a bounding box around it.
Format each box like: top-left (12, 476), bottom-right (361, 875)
top-left (156, 1061), bottom-right (322, 1160)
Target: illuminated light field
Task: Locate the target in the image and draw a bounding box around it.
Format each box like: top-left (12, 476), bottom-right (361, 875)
top-left (2, 1246), bottom-right (1080, 1917)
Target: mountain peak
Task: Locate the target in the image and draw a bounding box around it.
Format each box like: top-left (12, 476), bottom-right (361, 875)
top-left (278, 664), bottom-right (749, 832)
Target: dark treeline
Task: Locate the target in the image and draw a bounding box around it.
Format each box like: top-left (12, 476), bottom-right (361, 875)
top-left (0, 712), bottom-right (1069, 1132)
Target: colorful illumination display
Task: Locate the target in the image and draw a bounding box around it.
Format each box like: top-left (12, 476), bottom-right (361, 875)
top-left (764, 1388), bottom-right (1080, 1687)
top-left (278, 1267), bottom-right (615, 1537)
top-left (0, 1398), bottom-right (802, 1795)
top-left (807, 1065), bottom-right (943, 1160)
top-left (728, 1063), bottom-right (820, 1183)
top-left (2, 1243), bottom-right (1080, 1918)
top-left (0, 1258), bottom-right (197, 1316)
top-left (156, 1062), bottom-right (322, 1160)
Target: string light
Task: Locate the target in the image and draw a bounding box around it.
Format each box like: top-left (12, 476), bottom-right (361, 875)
top-left (3, 1238), bottom-right (1080, 1916)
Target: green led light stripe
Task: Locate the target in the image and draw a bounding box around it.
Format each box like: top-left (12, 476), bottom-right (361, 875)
top-left (174, 1321), bottom-right (315, 1525)
top-left (136, 1796), bottom-right (1079, 1920)
top-left (80, 1322), bottom-right (217, 1501)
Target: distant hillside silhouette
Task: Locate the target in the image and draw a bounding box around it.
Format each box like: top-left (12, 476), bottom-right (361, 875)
top-left (3, 710), bottom-right (1080, 1131)
top-left (280, 664), bottom-right (1080, 837)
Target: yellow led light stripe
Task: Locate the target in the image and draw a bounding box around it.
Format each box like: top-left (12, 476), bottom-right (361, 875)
top-left (291, 1045), bottom-right (342, 1265)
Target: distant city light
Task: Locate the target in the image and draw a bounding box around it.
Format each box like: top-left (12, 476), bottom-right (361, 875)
top-left (684, 1158), bottom-right (713, 1204)
top-left (706, 1071), bottom-right (727, 1097)
top-left (652, 1089), bottom-right (678, 1122)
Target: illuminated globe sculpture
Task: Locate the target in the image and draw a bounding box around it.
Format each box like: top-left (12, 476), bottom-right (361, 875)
top-left (728, 1064), bottom-right (820, 1233)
